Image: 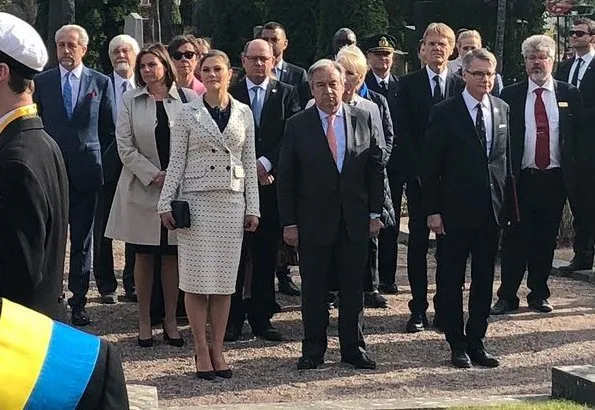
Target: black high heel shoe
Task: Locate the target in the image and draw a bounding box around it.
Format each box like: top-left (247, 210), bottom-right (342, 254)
top-left (137, 337), bottom-right (153, 348)
top-left (194, 355), bottom-right (215, 380)
top-left (163, 326), bottom-right (184, 347)
top-left (209, 349), bottom-right (233, 379)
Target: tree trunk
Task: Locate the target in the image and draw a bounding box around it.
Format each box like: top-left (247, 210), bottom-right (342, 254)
top-left (494, 0), bottom-right (507, 73)
top-left (46, 0), bottom-right (75, 68)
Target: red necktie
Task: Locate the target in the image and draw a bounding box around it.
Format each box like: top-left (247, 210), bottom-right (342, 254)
top-left (534, 88), bottom-right (550, 170)
top-left (326, 114), bottom-right (338, 163)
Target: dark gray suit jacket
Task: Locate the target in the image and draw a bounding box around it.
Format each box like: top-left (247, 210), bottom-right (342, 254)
top-left (277, 104), bottom-right (384, 246)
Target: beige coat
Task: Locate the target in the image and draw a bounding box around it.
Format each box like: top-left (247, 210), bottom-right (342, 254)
top-left (105, 85), bottom-right (198, 245)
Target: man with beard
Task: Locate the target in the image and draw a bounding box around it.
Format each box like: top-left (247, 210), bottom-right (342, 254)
top-left (492, 35), bottom-right (583, 314)
top-left (93, 34), bottom-right (139, 305)
top-left (34, 25), bottom-right (116, 326)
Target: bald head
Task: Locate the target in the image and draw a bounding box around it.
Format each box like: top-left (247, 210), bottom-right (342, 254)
top-left (333, 28), bottom-right (357, 54)
top-left (242, 39), bottom-right (274, 84)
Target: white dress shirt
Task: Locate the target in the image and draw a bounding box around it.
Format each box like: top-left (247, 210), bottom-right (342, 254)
top-left (373, 71), bottom-right (391, 88)
top-left (274, 59), bottom-right (284, 82)
top-left (59, 63), bottom-right (84, 108)
top-left (246, 77), bottom-right (272, 172)
top-left (113, 71), bottom-right (135, 113)
top-left (462, 88), bottom-right (493, 156)
top-left (523, 78), bottom-right (561, 170)
top-left (426, 65), bottom-right (449, 97)
top-left (568, 49), bottom-right (595, 88)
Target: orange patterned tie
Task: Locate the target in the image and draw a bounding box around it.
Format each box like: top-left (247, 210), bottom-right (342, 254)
top-left (326, 114), bottom-right (338, 163)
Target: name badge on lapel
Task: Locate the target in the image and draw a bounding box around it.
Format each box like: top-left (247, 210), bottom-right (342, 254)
top-left (558, 101), bottom-right (569, 108)
top-left (498, 124), bottom-right (507, 129)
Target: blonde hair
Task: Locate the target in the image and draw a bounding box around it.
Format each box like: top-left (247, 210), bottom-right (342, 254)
top-left (423, 22), bottom-right (456, 48)
top-left (457, 30), bottom-right (482, 46)
top-left (336, 44), bottom-right (368, 79)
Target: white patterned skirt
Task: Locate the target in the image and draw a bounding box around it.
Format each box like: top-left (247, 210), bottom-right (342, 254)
top-left (176, 190), bottom-right (245, 295)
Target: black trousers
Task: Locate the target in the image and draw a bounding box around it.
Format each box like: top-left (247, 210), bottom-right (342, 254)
top-left (567, 163), bottom-right (595, 262)
top-left (499, 169), bottom-right (566, 303)
top-left (68, 188), bottom-right (98, 308)
top-left (299, 222), bottom-right (367, 360)
top-left (406, 178), bottom-right (440, 314)
top-left (93, 178), bottom-right (135, 295)
top-left (364, 237), bottom-right (379, 292)
top-left (438, 215), bottom-right (500, 350)
top-left (229, 183), bottom-right (280, 326)
top-left (378, 173), bottom-right (403, 286)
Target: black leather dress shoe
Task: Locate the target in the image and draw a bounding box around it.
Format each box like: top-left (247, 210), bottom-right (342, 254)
top-left (224, 322), bottom-right (243, 342)
top-left (252, 320), bottom-right (283, 341)
top-left (297, 356), bottom-right (324, 370)
top-left (364, 292), bottom-right (388, 309)
top-left (405, 312), bottom-right (428, 333)
top-left (378, 283), bottom-right (399, 294)
top-left (71, 307), bottom-right (90, 326)
top-left (490, 298), bottom-right (519, 315)
top-left (163, 326), bottom-right (185, 347)
top-left (341, 352), bottom-right (376, 370)
top-left (558, 257), bottom-right (593, 273)
top-left (451, 349), bottom-right (472, 368)
top-left (124, 292), bottom-right (138, 303)
top-left (528, 299), bottom-right (553, 313)
top-left (99, 292), bottom-right (117, 304)
top-left (467, 348), bottom-right (499, 368)
top-left (137, 337), bottom-right (154, 348)
top-left (278, 277), bottom-right (301, 296)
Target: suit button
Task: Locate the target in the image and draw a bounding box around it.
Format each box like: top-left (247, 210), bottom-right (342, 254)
top-left (210, 165), bottom-right (215, 170)
top-left (212, 149), bottom-right (216, 153)
top-left (257, 138), bottom-right (262, 142)
top-left (226, 166), bottom-right (231, 170)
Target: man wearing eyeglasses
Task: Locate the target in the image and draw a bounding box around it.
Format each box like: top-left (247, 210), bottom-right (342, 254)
top-left (226, 39), bottom-right (301, 342)
top-left (492, 35), bottom-right (583, 315)
top-left (555, 18), bottom-right (595, 273)
top-left (395, 22), bottom-right (465, 334)
top-left (422, 48), bottom-right (509, 369)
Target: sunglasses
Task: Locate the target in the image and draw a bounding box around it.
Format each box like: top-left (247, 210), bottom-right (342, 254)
top-left (569, 30), bottom-right (591, 37)
top-left (171, 50), bottom-right (196, 60)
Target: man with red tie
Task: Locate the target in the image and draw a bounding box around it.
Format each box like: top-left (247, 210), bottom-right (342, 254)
top-left (491, 35), bottom-right (583, 315)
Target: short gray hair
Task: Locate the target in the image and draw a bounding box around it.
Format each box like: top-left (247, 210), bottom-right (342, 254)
top-left (108, 34), bottom-right (140, 55)
top-left (521, 34), bottom-right (556, 59)
top-left (55, 24), bottom-right (89, 47)
top-left (461, 48), bottom-right (497, 71)
top-left (307, 59), bottom-right (345, 86)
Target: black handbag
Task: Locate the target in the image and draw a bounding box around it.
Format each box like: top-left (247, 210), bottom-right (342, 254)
top-left (171, 200), bottom-right (191, 228)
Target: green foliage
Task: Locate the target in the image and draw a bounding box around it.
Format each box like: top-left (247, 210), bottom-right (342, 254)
top-left (203, 0), bottom-right (266, 66)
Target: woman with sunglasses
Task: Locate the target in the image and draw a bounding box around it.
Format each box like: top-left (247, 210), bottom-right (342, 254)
top-left (168, 35), bottom-right (206, 95)
top-left (158, 50), bottom-right (259, 380)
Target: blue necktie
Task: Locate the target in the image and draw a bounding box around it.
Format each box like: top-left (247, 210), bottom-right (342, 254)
top-left (251, 86), bottom-right (263, 125)
top-left (63, 72), bottom-right (73, 119)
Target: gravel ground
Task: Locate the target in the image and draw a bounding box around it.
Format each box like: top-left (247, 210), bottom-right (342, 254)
top-left (73, 243), bottom-right (595, 407)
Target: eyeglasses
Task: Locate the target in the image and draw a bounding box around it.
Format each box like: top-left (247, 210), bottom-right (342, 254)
top-left (245, 55), bottom-right (271, 63)
top-left (569, 30), bottom-right (591, 38)
top-left (465, 70), bottom-right (496, 79)
top-left (171, 50), bottom-right (196, 60)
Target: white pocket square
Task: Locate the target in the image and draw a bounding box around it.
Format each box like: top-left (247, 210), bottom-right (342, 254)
top-left (498, 124), bottom-right (507, 129)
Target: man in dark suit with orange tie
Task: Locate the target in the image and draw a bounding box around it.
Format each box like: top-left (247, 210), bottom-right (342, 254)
top-left (423, 48), bottom-right (509, 368)
top-left (34, 24), bottom-right (116, 326)
top-left (277, 59), bottom-right (384, 370)
top-left (555, 18), bottom-right (595, 273)
top-left (395, 23), bottom-right (465, 333)
top-left (492, 35), bottom-right (583, 315)
top-left (227, 39), bottom-right (301, 342)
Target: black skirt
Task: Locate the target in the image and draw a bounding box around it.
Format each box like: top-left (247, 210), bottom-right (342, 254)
top-left (128, 226), bottom-right (177, 255)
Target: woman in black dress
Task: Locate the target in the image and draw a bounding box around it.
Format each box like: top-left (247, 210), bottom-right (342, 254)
top-left (106, 43), bottom-right (197, 346)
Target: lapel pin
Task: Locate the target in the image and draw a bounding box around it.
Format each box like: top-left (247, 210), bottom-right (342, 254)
top-left (272, 88), bottom-right (277, 94)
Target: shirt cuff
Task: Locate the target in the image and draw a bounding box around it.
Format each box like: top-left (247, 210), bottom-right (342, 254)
top-left (284, 224), bottom-right (297, 228)
top-left (258, 156), bottom-right (272, 172)
top-left (370, 213), bottom-right (381, 219)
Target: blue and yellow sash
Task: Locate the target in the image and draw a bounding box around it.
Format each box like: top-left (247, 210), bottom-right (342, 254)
top-left (0, 299), bottom-right (101, 409)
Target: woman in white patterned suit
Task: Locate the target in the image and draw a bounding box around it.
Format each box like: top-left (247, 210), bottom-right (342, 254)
top-left (158, 50), bottom-right (259, 380)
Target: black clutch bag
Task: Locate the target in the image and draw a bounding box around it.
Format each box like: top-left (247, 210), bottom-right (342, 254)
top-left (171, 200), bottom-right (190, 228)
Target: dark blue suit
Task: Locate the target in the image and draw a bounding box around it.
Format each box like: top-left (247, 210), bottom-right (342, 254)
top-left (34, 65), bottom-right (116, 308)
